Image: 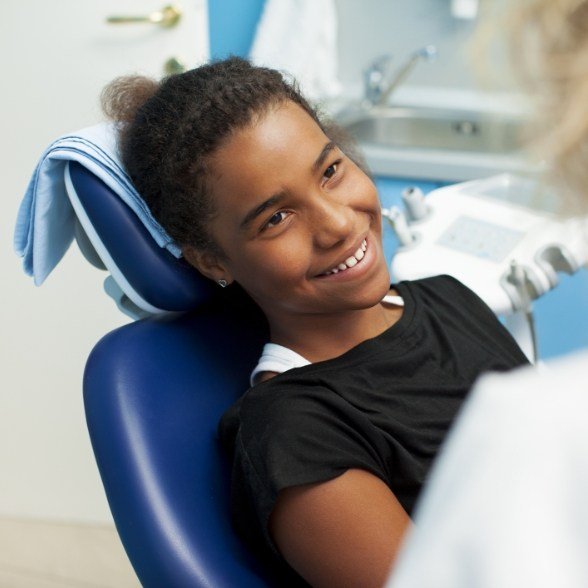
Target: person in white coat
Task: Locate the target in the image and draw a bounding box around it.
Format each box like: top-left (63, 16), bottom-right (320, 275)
top-left (388, 0), bottom-right (588, 586)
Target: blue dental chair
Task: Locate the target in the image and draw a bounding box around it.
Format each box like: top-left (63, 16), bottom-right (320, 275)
top-left (65, 161), bottom-right (287, 587)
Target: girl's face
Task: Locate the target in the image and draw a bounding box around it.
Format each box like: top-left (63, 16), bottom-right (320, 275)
top-left (196, 101), bottom-right (391, 321)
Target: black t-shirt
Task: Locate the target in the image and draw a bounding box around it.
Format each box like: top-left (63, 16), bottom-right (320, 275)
top-left (219, 275), bottom-right (529, 575)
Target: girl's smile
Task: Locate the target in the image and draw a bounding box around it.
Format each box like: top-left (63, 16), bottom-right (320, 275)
top-left (315, 237), bottom-right (373, 280)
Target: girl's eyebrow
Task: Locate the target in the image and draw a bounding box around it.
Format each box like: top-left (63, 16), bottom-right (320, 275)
top-left (312, 141), bottom-right (336, 172)
top-left (240, 191), bottom-right (287, 231)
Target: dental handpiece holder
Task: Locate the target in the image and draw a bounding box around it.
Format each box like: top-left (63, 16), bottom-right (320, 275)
top-left (387, 174), bottom-right (588, 363)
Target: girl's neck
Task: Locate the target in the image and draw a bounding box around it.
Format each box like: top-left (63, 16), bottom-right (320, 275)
top-left (266, 296), bottom-right (403, 364)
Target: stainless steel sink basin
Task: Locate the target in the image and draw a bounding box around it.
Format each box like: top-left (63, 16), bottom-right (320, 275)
top-left (334, 104), bottom-right (534, 181)
top-left (339, 106), bottom-right (525, 153)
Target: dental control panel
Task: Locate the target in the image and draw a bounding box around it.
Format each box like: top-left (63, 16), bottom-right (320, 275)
top-left (386, 174), bottom-right (588, 316)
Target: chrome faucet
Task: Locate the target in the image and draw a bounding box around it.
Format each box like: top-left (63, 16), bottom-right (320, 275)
top-left (363, 45), bottom-right (438, 107)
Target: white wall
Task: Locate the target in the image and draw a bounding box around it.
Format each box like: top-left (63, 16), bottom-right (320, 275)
top-left (0, 29), bottom-right (128, 523)
top-left (0, 249), bottom-right (129, 524)
top-left (0, 0), bottom-right (207, 524)
top-left (0, 70), bottom-right (128, 525)
top-left (336, 0), bottom-right (513, 97)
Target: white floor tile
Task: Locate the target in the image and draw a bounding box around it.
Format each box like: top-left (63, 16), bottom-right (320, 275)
top-left (0, 517), bottom-right (140, 588)
top-left (0, 567), bottom-right (77, 588)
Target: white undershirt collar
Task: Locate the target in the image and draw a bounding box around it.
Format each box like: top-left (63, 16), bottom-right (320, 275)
top-left (249, 294), bottom-right (404, 386)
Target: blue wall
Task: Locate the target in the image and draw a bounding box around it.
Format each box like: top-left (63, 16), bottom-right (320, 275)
top-left (208, 0), bottom-right (266, 59)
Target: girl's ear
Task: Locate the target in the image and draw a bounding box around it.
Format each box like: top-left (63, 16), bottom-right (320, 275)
top-left (183, 246), bottom-right (233, 284)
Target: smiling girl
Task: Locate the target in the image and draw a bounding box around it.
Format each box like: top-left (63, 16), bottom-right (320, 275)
top-left (103, 57), bottom-right (528, 587)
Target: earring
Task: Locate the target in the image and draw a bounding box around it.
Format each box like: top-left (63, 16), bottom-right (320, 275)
top-left (217, 279), bottom-right (228, 288)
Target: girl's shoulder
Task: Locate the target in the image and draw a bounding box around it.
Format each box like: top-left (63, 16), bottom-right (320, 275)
top-left (400, 274), bottom-right (499, 322)
top-left (398, 274), bottom-right (480, 300)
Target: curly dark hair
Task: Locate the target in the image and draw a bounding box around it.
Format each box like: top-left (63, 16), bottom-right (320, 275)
top-left (101, 57), bottom-right (365, 257)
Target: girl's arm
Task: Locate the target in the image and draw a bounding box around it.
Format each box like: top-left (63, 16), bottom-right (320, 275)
top-left (269, 468), bottom-right (411, 588)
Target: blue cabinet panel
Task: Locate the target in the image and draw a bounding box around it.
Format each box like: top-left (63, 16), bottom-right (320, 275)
top-left (208, 0), bottom-right (266, 59)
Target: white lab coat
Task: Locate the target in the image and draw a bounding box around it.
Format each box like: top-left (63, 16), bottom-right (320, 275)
top-left (388, 349), bottom-right (588, 588)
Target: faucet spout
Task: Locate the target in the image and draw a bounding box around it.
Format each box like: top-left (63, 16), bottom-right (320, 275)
top-left (365, 45), bottom-right (437, 108)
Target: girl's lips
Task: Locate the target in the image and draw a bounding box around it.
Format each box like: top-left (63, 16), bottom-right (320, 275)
top-left (315, 237), bottom-right (376, 281)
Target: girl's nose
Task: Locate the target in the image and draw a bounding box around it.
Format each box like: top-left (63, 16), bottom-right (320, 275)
top-left (310, 196), bottom-right (356, 250)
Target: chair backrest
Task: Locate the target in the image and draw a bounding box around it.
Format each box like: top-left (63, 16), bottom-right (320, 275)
top-left (65, 161), bottom-right (215, 318)
top-left (67, 161), bottom-right (283, 586)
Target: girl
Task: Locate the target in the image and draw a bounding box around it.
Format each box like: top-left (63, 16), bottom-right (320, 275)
top-left (102, 58), bottom-right (528, 587)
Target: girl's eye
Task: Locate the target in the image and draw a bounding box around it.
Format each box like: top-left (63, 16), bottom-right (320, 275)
top-left (265, 210), bottom-right (288, 229)
top-left (324, 162), bottom-right (338, 180)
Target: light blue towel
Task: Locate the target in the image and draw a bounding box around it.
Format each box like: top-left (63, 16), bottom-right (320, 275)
top-left (14, 122), bottom-right (181, 286)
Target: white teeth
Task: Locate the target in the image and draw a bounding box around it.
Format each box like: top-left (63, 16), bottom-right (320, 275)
top-left (321, 239), bottom-right (368, 276)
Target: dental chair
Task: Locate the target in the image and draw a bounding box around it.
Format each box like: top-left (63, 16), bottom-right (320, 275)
top-left (65, 161), bottom-right (285, 587)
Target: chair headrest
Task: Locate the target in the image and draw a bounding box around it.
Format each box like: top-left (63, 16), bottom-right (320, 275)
top-left (65, 161), bottom-right (215, 318)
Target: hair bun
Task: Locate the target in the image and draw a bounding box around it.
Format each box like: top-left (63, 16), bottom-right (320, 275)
top-left (101, 75), bottom-right (159, 124)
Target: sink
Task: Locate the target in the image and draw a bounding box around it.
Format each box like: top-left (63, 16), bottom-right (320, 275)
top-left (335, 104), bottom-right (536, 181)
top-left (340, 106), bottom-right (524, 153)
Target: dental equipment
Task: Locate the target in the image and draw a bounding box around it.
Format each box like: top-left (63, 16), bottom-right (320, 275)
top-left (382, 206), bottom-right (415, 247)
top-left (387, 174), bottom-right (588, 363)
top-left (401, 186), bottom-right (429, 222)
